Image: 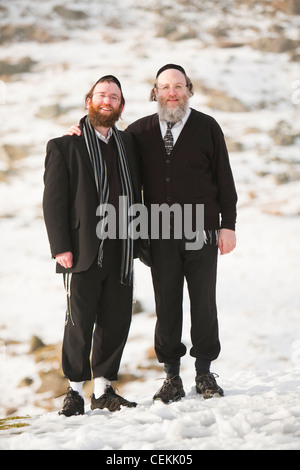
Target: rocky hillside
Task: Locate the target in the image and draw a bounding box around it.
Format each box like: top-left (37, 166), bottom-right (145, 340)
top-left (0, 0), bottom-right (299, 416)
top-left (0, 0), bottom-right (299, 210)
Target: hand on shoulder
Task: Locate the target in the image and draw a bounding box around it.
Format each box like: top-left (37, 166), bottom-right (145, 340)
top-left (64, 125), bottom-right (81, 136)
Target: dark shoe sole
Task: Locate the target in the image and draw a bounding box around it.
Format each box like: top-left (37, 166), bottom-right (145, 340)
top-left (153, 391), bottom-right (185, 404)
top-left (58, 409), bottom-right (84, 417)
top-left (196, 387), bottom-right (224, 399)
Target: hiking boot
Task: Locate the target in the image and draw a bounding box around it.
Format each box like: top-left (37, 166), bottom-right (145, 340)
top-left (153, 376), bottom-right (185, 404)
top-left (58, 387), bottom-right (85, 417)
top-left (195, 373), bottom-right (224, 399)
top-left (90, 385), bottom-right (137, 412)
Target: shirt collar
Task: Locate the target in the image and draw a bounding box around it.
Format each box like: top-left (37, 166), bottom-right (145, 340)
top-left (94, 126), bottom-right (113, 144)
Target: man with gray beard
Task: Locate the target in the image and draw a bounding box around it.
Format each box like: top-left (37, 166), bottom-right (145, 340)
top-left (126, 64), bottom-right (237, 403)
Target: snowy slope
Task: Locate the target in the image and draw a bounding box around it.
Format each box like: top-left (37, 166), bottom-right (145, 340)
top-left (0, 0), bottom-right (300, 450)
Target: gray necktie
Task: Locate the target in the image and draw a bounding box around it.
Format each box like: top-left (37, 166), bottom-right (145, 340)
top-left (164, 122), bottom-right (174, 155)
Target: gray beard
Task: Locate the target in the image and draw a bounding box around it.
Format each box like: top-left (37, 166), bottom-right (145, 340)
top-left (157, 98), bottom-right (189, 123)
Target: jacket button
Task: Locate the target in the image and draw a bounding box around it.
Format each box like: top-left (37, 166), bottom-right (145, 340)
top-left (166, 159), bottom-right (171, 164)
top-left (166, 177), bottom-right (171, 182)
top-left (167, 196), bottom-right (172, 202)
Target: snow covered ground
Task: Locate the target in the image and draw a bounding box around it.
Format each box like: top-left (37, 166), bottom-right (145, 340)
top-left (1, 203), bottom-right (299, 450)
top-left (0, 0), bottom-right (300, 451)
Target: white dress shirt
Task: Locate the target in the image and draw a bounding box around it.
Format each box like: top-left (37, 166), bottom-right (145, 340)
top-left (94, 127), bottom-right (113, 144)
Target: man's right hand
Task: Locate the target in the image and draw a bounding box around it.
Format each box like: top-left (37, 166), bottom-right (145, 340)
top-left (55, 251), bottom-right (73, 268)
top-left (64, 125), bottom-right (81, 136)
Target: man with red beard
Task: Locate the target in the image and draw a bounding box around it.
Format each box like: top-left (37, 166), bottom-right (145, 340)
top-left (43, 76), bottom-right (142, 416)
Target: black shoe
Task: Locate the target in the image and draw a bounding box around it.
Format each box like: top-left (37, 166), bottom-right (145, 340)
top-left (90, 385), bottom-right (137, 412)
top-left (195, 373), bottom-right (224, 399)
top-left (58, 387), bottom-right (85, 417)
top-left (153, 376), bottom-right (185, 404)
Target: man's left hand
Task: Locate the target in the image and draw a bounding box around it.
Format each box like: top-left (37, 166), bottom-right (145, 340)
top-left (218, 229), bottom-right (236, 255)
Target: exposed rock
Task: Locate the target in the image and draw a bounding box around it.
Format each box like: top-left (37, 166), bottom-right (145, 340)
top-left (234, 0), bottom-right (300, 15)
top-left (0, 144), bottom-right (30, 182)
top-left (272, 134), bottom-right (296, 146)
top-left (36, 370), bottom-right (68, 396)
top-left (192, 79), bottom-right (249, 112)
top-left (53, 6), bottom-right (88, 21)
top-left (274, 171), bottom-right (300, 184)
top-left (115, 373), bottom-right (143, 387)
top-left (216, 41), bottom-right (245, 49)
top-left (18, 377), bottom-right (34, 388)
top-left (269, 120), bottom-right (298, 146)
top-left (206, 90), bottom-right (248, 112)
top-left (271, 0), bottom-right (300, 15)
top-left (29, 339), bottom-right (68, 405)
top-left (3, 144), bottom-right (29, 161)
top-left (0, 57), bottom-right (36, 77)
top-left (250, 36), bottom-right (299, 53)
top-left (33, 343), bottom-right (61, 364)
top-left (6, 407), bottom-right (18, 417)
top-left (259, 181), bottom-right (300, 216)
top-left (0, 24), bottom-right (60, 44)
top-left (226, 139), bottom-right (244, 152)
top-left (29, 335), bottom-right (46, 353)
top-left (146, 346), bottom-right (156, 360)
top-left (0, 146), bottom-right (11, 170)
top-left (35, 104), bottom-right (63, 120)
top-left (0, 144), bottom-right (30, 175)
top-left (133, 299), bottom-right (143, 314)
top-left (155, 20), bottom-right (198, 41)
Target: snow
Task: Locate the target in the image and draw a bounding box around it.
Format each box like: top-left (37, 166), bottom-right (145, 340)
top-left (0, 0), bottom-right (300, 451)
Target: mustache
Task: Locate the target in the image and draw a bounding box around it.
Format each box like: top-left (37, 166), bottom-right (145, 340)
top-left (99, 104), bottom-right (113, 111)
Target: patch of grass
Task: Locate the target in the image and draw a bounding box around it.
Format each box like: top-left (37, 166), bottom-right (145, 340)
top-left (0, 416), bottom-right (30, 431)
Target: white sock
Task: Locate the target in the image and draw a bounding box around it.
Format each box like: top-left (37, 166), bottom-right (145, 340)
top-left (94, 377), bottom-right (110, 398)
top-left (69, 381), bottom-right (84, 397)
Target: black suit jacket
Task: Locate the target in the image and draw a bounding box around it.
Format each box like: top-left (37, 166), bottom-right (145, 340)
top-left (43, 123), bottom-right (144, 274)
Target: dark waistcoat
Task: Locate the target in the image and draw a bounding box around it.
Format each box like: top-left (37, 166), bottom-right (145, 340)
top-left (127, 109), bottom-right (237, 231)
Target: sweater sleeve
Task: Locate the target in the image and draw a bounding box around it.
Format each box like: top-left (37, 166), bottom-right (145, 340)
top-left (211, 119), bottom-right (238, 231)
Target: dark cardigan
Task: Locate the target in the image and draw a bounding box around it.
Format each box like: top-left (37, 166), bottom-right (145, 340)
top-left (127, 108), bottom-right (237, 231)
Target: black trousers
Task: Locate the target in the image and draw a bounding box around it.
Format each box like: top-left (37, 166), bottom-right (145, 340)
top-left (62, 239), bottom-right (133, 382)
top-left (150, 238), bottom-right (221, 367)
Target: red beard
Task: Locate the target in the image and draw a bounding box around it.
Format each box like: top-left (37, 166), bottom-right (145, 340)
top-left (88, 102), bottom-right (122, 128)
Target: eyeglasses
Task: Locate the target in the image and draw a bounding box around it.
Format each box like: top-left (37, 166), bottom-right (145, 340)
top-left (92, 92), bottom-right (120, 102)
top-left (156, 84), bottom-right (187, 93)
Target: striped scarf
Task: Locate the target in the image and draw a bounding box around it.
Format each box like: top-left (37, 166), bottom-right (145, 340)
top-left (82, 116), bottom-right (134, 285)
